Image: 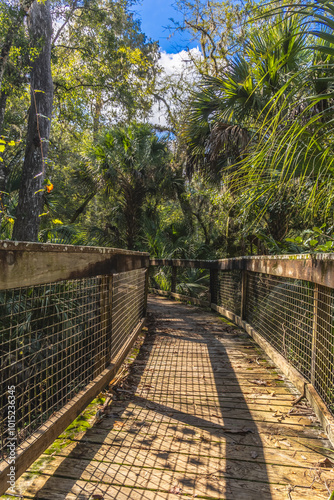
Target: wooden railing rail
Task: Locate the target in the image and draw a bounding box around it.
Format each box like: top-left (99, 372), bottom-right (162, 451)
top-left (150, 254), bottom-right (334, 446)
top-left (0, 242), bottom-right (149, 496)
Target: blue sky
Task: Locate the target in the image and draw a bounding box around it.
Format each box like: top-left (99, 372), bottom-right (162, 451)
top-left (133, 0), bottom-right (199, 53)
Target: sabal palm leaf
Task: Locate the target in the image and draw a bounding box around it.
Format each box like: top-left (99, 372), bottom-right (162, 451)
top-left (230, 2), bottom-right (334, 215)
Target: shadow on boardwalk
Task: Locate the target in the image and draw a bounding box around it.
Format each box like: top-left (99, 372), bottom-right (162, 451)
top-left (16, 296), bottom-right (333, 499)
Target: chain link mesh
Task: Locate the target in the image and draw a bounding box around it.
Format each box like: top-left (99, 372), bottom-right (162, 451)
top-left (0, 269), bottom-right (146, 462)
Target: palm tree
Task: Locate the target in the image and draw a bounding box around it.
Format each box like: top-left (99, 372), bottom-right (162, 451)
top-left (182, 6), bottom-right (334, 250)
top-left (236, 0), bottom-right (334, 216)
top-left (182, 13), bottom-right (310, 181)
top-left (93, 122), bottom-right (172, 249)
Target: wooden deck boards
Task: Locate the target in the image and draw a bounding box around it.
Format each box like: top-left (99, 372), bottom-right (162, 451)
top-left (11, 296), bottom-right (334, 499)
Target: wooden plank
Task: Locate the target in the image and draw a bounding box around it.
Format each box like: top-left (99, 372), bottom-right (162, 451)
top-left (306, 384), bottom-right (334, 449)
top-left (149, 258), bottom-right (218, 269)
top-left (212, 303), bottom-right (334, 448)
top-left (0, 241), bottom-right (149, 256)
top-left (150, 288), bottom-right (210, 307)
top-left (150, 253), bottom-right (334, 287)
top-left (17, 473), bottom-right (326, 500)
top-left (10, 295), bottom-right (334, 500)
top-left (17, 476), bottom-right (201, 500)
top-left (72, 419), bottom-right (331, 452)
top-left (0, 242), bottom-right (149, 290)
top-left (0, 318), bottom-right (146, 497)
top-left (134, 389), bottom-right (298, 404)
top-left (35, 440), bottom-right (334, 473)
top-left (21, 455), bottom-right (333, 495)
top-left (95, 402), bottom-right (318, 428)
top-left (244, 255), bottom-right (334, 287)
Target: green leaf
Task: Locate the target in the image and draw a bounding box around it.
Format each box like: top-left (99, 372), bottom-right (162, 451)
top-left (327, 490), bottom-right (334, 500)
top-left (312, 227), bottom-right (322, 234)
top-left (309, 31), bottom-right (334, 45)
top-left (295, 236), bottom-right (303, 244)
top-left (309, 239), bottom-right (318, 247)
top-left (37, 113), bottom-right (50, 121)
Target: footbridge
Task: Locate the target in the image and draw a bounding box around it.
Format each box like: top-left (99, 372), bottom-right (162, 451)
top-left (0, 243), bottom-right (334, 499)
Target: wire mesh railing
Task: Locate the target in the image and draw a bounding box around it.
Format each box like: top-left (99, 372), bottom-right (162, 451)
top-left (149, 255), bottom-right (334, 433)
top-left (149, 259), bottom-right (210, 305)
top-left (1, 277), bottom-right (105, 458)
top-left (217, 270), bottom-right (242, 317)
top-left (0, 242), bottom-right (149, 494)
top-left (245, 273), bottom-right (314, 380)
top-left (111, 269), bottom-right (146, 360)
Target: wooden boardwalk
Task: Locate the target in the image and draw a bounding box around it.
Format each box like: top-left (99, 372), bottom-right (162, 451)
top-left (13, 296), bottom-right (334, 499)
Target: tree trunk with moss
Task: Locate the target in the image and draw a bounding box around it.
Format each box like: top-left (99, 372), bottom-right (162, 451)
top-left (12, 0), bottom-right (53, 242)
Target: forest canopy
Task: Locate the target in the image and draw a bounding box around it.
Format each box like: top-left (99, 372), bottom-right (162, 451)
top-left (1, 0), bottom-right (334, 258)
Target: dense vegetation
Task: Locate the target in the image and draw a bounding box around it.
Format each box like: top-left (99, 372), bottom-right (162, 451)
top-left (2, 0), bottom-right (334, 259)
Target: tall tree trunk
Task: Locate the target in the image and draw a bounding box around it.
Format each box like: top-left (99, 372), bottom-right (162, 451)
top-left (0, 90), bottom-right (8, 226)
top-left (12, 0), bottom-right (53, 242)
top-left (0, 90), bottom-right (7, 135)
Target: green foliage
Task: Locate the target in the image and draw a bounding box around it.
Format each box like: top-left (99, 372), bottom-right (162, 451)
top-left (52, 0), bottom-right (159, 126)
top-left (2, 0), bottom-right (334, 259)
top-left (285, 226), bottom-right (334, 253)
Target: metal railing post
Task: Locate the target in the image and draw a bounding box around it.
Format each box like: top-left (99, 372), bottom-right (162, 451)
top-left (210, 268), bottom-right (218, 306)
top-left (143, 267), bottom-right (149, 316)
top-left (106, 275), bottom-right (113, 366)
top-left (311, 283), bottom-right (319, 386)
top-left (171, 265), bottom-right (177, 293)
top-left (241, 270), bottom-right (248, 321)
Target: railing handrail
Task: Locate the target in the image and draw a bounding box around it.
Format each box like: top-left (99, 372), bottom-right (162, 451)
top-left (0, 241), bottom-right (149, 290)
top-left (0, 244), bottom-right (149, 495)
top-left (149, 255), bottom-right (334, 447)
top-left (150, 253), bottom-right (334, 288)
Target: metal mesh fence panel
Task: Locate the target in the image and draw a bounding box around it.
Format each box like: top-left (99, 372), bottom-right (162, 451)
top-left (111, 269), bottom-right (146, 360)
top-left (245, 272), bottom-right (314, 381)
top-left (149, 266), bottom-right (172, 292)
top-left (214, 269), bottom-right (334, 417)
top-left (176, 268), bottom-right (210, 301)
top-left (0, 269), bottom-right (146, 462)
top-left (217, 270), bottom-right (242, 316)
top-left (314, 285), bottom-right (334, 414)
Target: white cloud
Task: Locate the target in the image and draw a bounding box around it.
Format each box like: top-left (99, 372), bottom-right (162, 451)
top-left (149, 48), bottom-right (202, 129)
top-left (159, 48), bottom-right (202, 76)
